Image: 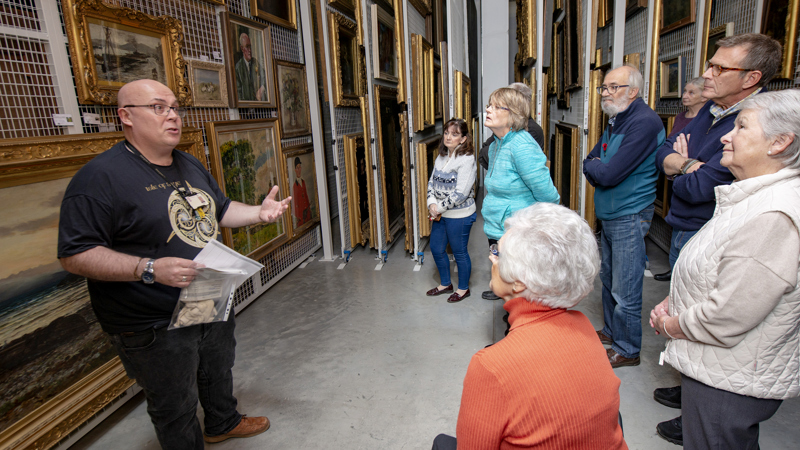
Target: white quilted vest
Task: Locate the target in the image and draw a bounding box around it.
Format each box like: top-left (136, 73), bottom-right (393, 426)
top-left (664, 168), bottom-right (800, 399)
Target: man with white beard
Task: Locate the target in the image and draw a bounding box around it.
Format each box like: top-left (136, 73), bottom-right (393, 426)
top-left (582, 65), bottom-right (665, 368)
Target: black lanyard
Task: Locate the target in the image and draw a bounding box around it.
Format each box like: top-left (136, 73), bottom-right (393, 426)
top-left (124, 140), bottom-right (196, 212)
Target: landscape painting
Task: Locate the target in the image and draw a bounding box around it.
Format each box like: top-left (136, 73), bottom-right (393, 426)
top-left (189, 60), bottom-right (229, 108)
top-left (88, 18), bottom-right (167, 88)
top-left (206, 120), bottom-right (288, 260)
top-left (0, 178), bottom-right (118, 433)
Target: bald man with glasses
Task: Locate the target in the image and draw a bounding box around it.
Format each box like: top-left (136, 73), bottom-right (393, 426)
top-left (651, 33), bottom-right (783, 446)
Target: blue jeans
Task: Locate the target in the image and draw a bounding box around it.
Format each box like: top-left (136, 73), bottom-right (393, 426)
top-left (668, 229), bottom-right (698, 269)
top-left (600, 205), bottom-right (654, 359)
top-left (109, 314), bottom-right (242, 449)
top-left (430, 212), bottom-right (477, 290)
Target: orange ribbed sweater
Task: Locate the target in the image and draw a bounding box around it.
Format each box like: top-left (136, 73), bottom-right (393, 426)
top-left (455, 298), bottom-right (627, 450)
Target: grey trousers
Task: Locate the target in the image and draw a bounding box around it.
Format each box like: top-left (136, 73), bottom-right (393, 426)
top-left (682, 374), bottom-right (782, 450)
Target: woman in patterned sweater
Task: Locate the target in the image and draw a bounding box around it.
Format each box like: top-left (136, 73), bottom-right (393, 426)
top-left (425, 118), bottom-right (477, 303)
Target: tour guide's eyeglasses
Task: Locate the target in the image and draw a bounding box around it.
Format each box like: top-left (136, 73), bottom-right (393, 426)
top-left (704, 61), bottom-right (753, 77)
top-left (596, 85), bottom-right (629, 95)
top-left (485, 104), bottom-right (510, 112)
top-left (124, 104), bottom-right (187, 118)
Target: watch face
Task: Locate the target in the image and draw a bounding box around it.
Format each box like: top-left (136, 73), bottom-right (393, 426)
top-left (142, 271), bottom-right (155, 284)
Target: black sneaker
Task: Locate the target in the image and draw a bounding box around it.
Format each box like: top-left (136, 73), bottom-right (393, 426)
top-left (656, 416), bottom-right (682, 446)
top-left (653, 385), bottom-right (681, 409)
top-left (482, 290), bottom-right (500, 300)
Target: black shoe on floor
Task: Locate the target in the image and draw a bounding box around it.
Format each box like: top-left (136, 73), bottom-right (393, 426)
top-left (481, 290), bottom-right (500, 300)
top-left (653, 270), bottom-right (672, 282)
top-left (656, 416), bottom-right (683, 446)
top-left (653, 385), bottom-right (682, 409)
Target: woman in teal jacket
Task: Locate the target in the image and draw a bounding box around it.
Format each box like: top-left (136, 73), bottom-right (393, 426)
top-left (482, 87), bottom-right (560, 300)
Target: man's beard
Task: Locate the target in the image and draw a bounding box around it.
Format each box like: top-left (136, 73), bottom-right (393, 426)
top-left (601, 97), bottom-right (627, 117)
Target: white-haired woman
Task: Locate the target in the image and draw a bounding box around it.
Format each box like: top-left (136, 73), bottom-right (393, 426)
top-left (650, 89), bottom-right (800, 449)
top-left (432, 203), bottom-right (627, 450)
top-left (668, 77), bottom-right (708, 139)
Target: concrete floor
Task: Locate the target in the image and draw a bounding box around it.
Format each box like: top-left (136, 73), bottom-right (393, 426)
top-left (71, 213), bottom-right (800, 449)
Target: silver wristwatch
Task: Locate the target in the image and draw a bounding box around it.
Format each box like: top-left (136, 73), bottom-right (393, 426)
top-left (142, 258), bottom-right (156, 284)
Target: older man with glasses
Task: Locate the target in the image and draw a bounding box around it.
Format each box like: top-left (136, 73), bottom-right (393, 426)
top-left (582, 65), bottom-right (665, 370)
top-left (651, 33), bottom-right (783, 447)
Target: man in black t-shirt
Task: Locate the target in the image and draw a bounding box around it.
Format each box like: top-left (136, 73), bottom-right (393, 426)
top-left (57, 80), bottom-right (290, 449)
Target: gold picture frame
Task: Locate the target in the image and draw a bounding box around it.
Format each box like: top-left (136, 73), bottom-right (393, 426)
top-left (564, 0), bottom-right (584, 91)
top-left (204, 119), bottom-right (289, 259)
top-left (393, 0), bottom-right (408, 103)
top-left (188, 60), bottom-right (229, 108)
top-left (411, 34), bottom-right (435, 132)
top-left (374, 85), bottom-right (408, 243)
top-left (660, 0), bottom-right (696, 35)
top-left (62, 0), bottom-right (192, 106)
top-left (409, 0), bottom-right (433, 15)
top-left (656, 114), bottom-right (676, 218)
top-left (698, 22), bottom-right (734, 75)
top-left (761, 0), bottom-right (799, 80)
top-left (359, 97), bottom-right (378, 247)
top-left (328, 0), bottom-right (357, 14)
top-left (283, 145), bottom-right (321, 237)
top-left (221, 12), bottom-right (277, 108)
top-left (585, 70), bottom-right (605, 230)
top-left (624, 53), bottom-right (642, 73)
top-left (344, 131), bottom-right (375, 248)
top-left (372, 4), bottom-right (399, 82)
top-left (0, 129), bottom-right (203, 450)
top-left (416, 134), bottom-right (442, 237)
top-left (454, 70), bottom-right (471, 124)
top-left (659, 56), bottom-right (684, 99)
top-left (250, 0), bottom-right (297, 30)
top-left (274, 60), bottom-right (313, 139)
top-left (433, 60), bottom-right (443, 119)
top-left (329, 11), bottom-right (362, 107)
top-left (553, 122), bottom-right (581, 211)
top-left (515, 0), bottom-right (537, 67)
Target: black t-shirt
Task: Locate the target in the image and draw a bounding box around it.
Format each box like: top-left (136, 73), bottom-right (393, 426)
top-left (58, 141), bottom-right (231, 333)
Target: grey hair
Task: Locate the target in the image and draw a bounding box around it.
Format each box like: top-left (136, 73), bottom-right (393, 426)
top-left (508, 82), bottom-right (533, 101)
top-left (687, 76), bottom-right (705, 90)
top-left (488, 87), bottom-right (529, 131)
top-left (608, 65), bottom-right (644, 98)
top-left (716, 33), bottom-right (782, 87)
top-left (497, 203), bottom-right (600, 308)
top-left (740, 89), bottom-right (800, 170)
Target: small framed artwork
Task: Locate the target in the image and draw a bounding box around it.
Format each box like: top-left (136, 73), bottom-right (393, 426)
top-left (433, 60), bottom-right (443, 119)
top-left (699, 22), bottom-right (734, 72)
top-left (250, 0), bottom-right (297, 30)
top-left (62, 0), bottom-right (192, 105)
top-left (411, 33), bottom-right (434, 132)
top-left (343, 131), bottom-right (375, 248)
top-left (221, 12), bottom-right (276, 108)
top-left (188, 60), bottom-right (229, 108)
top-left (275, 60), bottom-right (312, 139)
top-left (372, 4), bottom-right (398, 82)
top-left (659, 56), bottom-right (684, 99)
top-left (660, 0), bottom-right (696, 35)
top-left (761, 0), bottom-right (799, 80)
top-left (205, 118), bottom-right (289, 259)
top-left (284, 146), bottom-right (321, 236)
top-left (328, 11), bottom-right (362, 107)
top-left (454, 70), bottom-right (471, 123)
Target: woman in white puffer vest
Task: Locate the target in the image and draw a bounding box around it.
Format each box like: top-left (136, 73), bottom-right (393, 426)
top-left (648, 89), bottom-right (800, 449)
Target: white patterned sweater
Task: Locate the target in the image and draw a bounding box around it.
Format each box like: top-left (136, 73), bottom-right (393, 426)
top-left (426, 152), bottom-right (477, 219)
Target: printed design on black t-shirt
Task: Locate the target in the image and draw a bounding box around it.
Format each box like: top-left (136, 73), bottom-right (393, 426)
top-left (167, 182), bottom-right (218, 247)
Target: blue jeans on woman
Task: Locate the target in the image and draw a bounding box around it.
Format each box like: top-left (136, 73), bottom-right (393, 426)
top-left (599, 205), bottom-right (654, 359)
top-left (108, 314), bottom-right (242, 449)
top-left (430, 212), bottom-right (477, 290)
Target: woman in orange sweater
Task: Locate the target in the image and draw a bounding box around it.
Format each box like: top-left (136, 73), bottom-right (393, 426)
top-left (433, 203), bottom-right (627, 450)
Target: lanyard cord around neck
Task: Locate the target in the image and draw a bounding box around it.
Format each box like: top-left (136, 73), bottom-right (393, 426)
top-left (124, 140), bottom-right (192, 207)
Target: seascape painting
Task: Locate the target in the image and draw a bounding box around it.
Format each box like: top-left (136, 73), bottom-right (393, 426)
top-left (0, 178), bottom-right (117, 432)
top-left (89, 18), bottom-right (166, 87)
top-left (217, 127), bottom-right (285, 256)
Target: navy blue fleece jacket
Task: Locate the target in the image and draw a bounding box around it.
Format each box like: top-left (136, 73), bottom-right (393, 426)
top-left (583, 98), bottom-right (665, 220)
top-left (655, 100), bottom-right (736, 231)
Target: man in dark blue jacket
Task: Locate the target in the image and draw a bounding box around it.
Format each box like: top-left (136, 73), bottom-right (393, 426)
top-left (583, 65), bottom-right (665, 369)
top-left (651, 33), bottom-right (783, 446)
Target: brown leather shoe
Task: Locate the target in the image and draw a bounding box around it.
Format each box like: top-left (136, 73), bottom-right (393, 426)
top-left (596, 330), bottom-right (613, 346)
top-left (426, 284), bottom-right (453, 296)
top-left (447, 289), bottom-right (470, 303)
top-left (204, 415), bottom-right (270, 443)
top-left (607, 348), bottom-right (640, 368)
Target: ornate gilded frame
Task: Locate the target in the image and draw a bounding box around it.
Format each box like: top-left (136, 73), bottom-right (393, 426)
top-left (659, 56), bottom-right (684, 99)
top-left (660, 0), bottom-right (695, 35)
top-left (0, 129), bottom-right (203, 449)
top-left (344, 131), bottom-right (375, 248)
top-left (250, 0), bottom-right (297, 30)
top-left (328, 11), bottom-right (362, 107)
top-left (204, 119), bottom-right (290, 259)
top-left (281, 145), bottom-right (322, 238)
top-left (62, 0), bottom-right (192, 106)
top-left (328, 0), bottom-right (357, 14)
top-left (393, 0), bottom-right (408, 103)
top-left (221, 12), bottom-right (276, 108)
top-left (274, 60), bottom-right (313, 139)
top-left (188, 60), bottom-right (229, 108)
top-left (515, 0), bottom-right (537, 68)
top-left (454, 70), bottom-right (471, 123)
top-left (416, 134), bottom-right (441, 237)
top-left (372, 4), bottom-right (399, 83)
top-left (761, 0), bottom-right (799, 80)
top-left (411, 34), bottom-right (434, 131)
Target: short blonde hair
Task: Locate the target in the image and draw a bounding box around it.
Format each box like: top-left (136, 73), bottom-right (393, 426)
top-left (489, 87), bottom-right (529, 132)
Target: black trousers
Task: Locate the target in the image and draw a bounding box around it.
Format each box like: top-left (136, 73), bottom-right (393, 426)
top-left (682, 374), bottom-right (782, 450)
